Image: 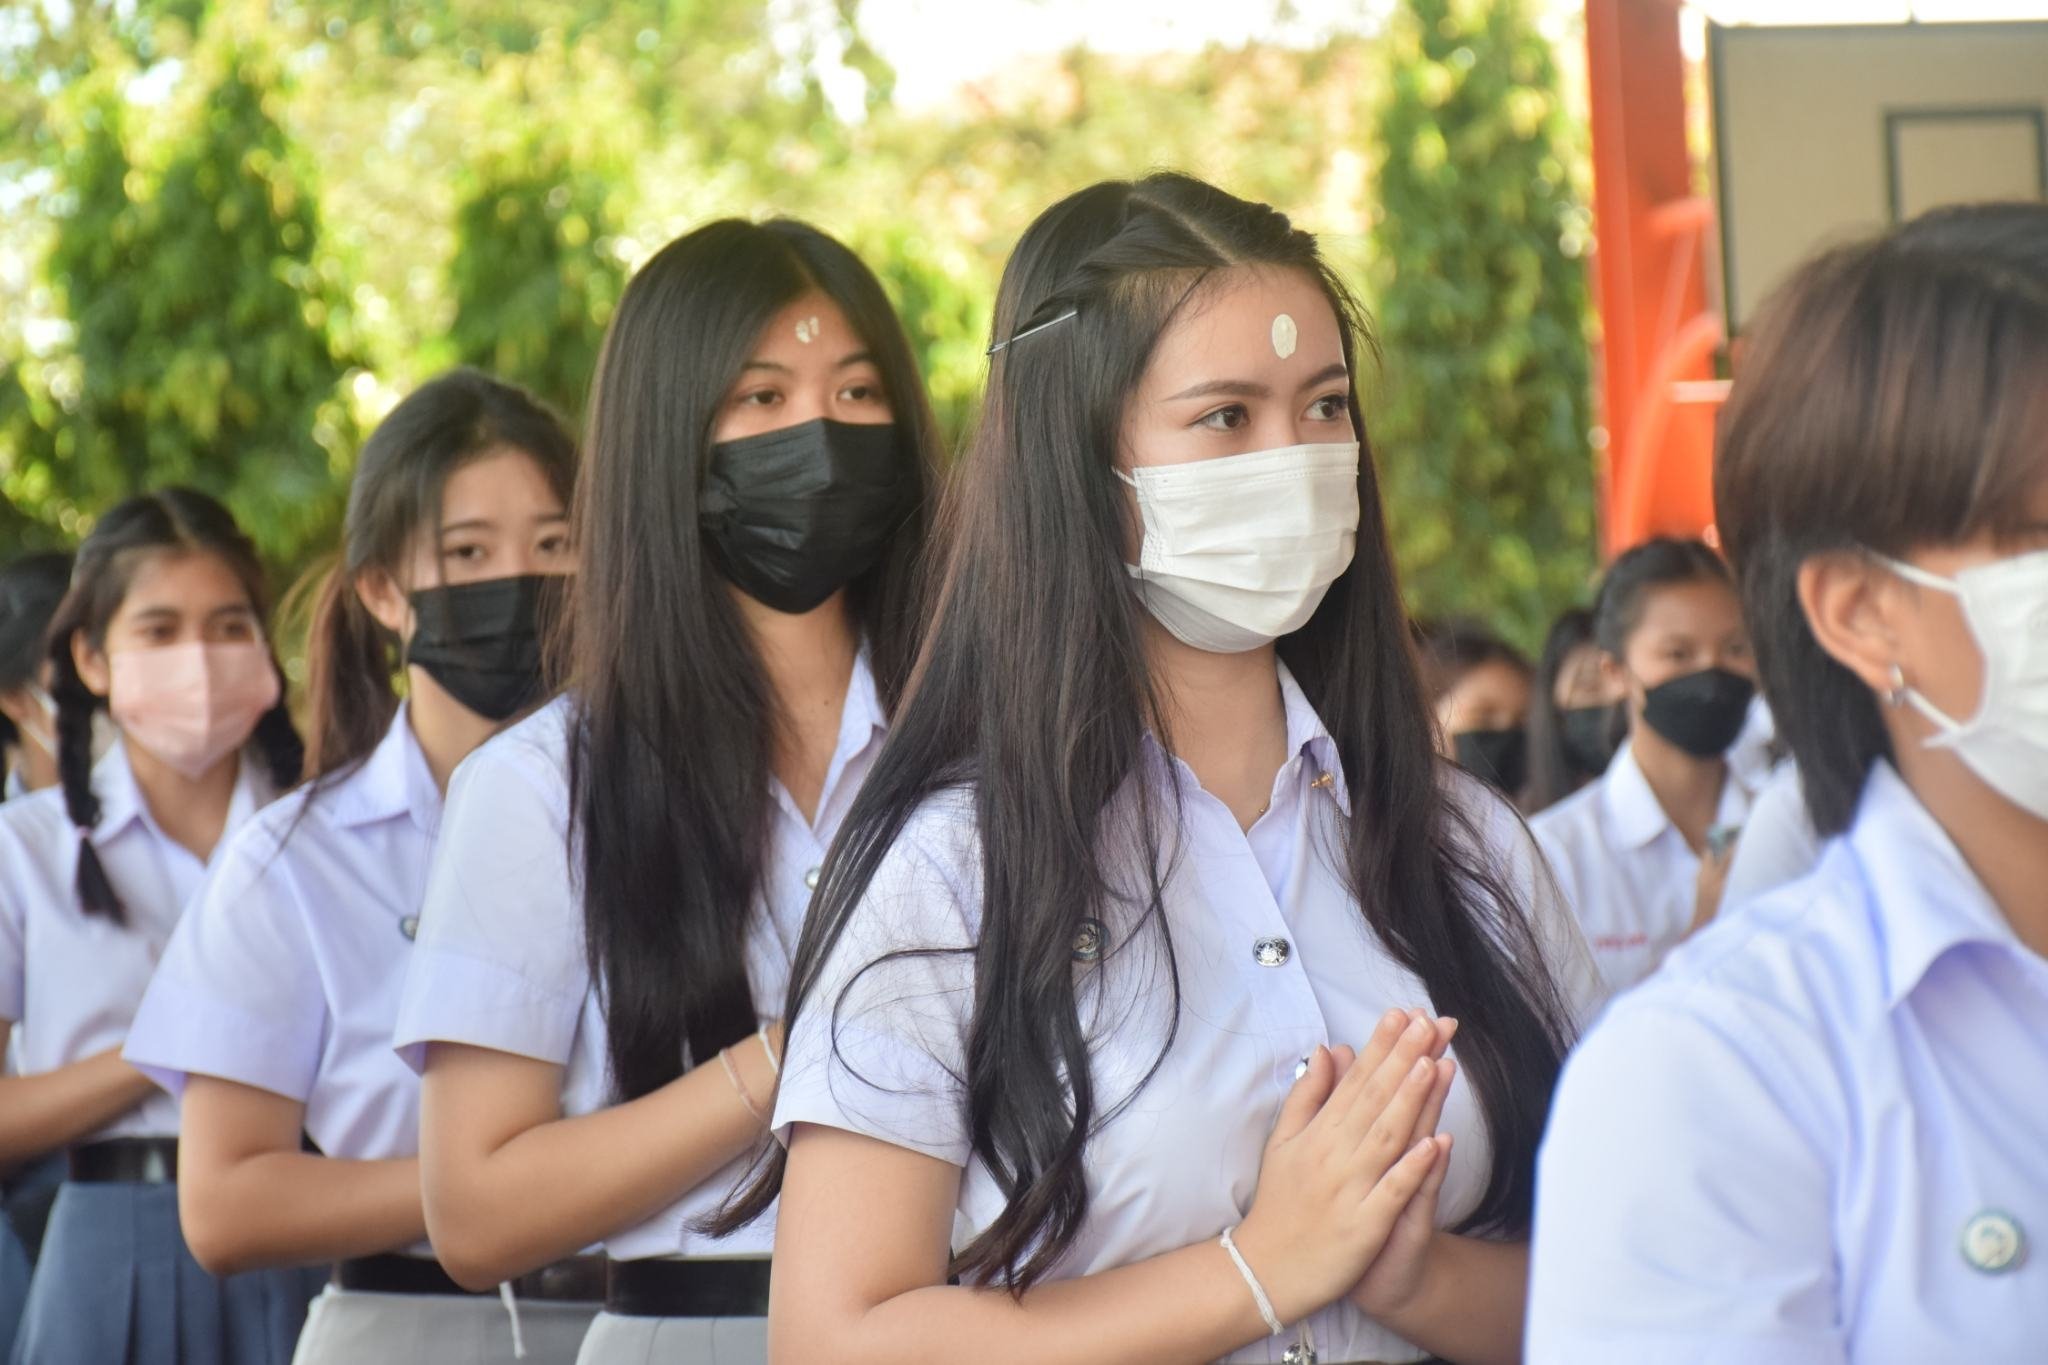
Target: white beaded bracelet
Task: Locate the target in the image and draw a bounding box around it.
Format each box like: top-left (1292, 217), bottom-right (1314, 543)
top-left (1219, 1225), bottom-right (1284, 1337)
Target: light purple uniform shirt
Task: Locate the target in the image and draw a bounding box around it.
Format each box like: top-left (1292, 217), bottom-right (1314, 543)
top-left (774, 663), bottom-right (1605, 1365)
top-left (0, 740), bottom-right (269, 1140)
top-left (1529, 761), bottom-right (2048, 1363)
top-left (393, 656), bottom-right (888, 1261)
top-left (126, 708), bottom-right (439, 1175)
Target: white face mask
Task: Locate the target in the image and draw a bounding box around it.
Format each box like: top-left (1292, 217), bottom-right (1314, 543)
top-left (1120, 441), bottom-right (1360, 654)
top-left (1879, 548), bottom-right (2048, 819)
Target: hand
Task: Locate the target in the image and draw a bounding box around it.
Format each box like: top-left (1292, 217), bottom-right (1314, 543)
top-left (1349, 1020), bottom-right (1458, 1323)
top-left (1231, 1009), bottom-right (1458, 1326)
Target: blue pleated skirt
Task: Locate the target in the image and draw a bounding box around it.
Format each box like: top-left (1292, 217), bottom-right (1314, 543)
top-left (9, 1182), bottom-right (325, 1365)
top-left (0, 1152), bottom-right (65, 1360)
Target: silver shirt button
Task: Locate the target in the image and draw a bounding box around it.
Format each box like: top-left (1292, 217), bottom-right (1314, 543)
top-left (1071, 917), bottom-right (1106, 964)
top-left (803, 866), bottom-right (821, 891)
top-left (1281, 1344), bottom-right (1316, 1365)
top-left (1961, 1210), bottom-right (2025, 1273)
top-left (1253, 936), bottom-right (1291, 968)
top-left (399, 915), bottom-right (419, 942)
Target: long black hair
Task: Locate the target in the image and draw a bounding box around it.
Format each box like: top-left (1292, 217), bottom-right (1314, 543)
top-left (1591, 537), bottom-right (1732, 663)
top-left (1715, 202), bottom-right (2048, 835)
top-left (721, 173), bottom-right (1574, 1288)
top-left (300, 368), bottom-right (576, 785)
top-left (566, 219), bottom-right (939, 1105)
top-left (46, 489), bottom-right (302, 923)
top-left (0, 551), bottom-right (73, 789)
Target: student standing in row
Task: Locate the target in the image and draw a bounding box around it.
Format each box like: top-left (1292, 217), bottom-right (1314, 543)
top-left (0, 490), bottom-right (322, 1365)
top-left (123, 372), bottom-right (598, 1363)
top-left (1531, 540), bottom-right (1757, 994)
top-left (0, 552), bottom-right (73, 801)
top-left (394, 218), bottom-right (938, 1364)
top-left (1531, 201), bottom-right (2048, 1362)
top-left (0, 549), bottom-right (73, 1359)
top-left (1417, 619), bottom-right (1533, 799)
top-left (1521, 607), bottom-right (1619, 816)
top-left (739, 173), bottom-right (1602, 1365)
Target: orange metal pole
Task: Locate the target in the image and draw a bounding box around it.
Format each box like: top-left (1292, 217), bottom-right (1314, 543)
top-left (1584, 0), bottom-right (1722, 556)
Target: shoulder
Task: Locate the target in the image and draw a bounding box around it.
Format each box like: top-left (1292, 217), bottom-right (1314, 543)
top-left (442, 698), bottom-right (572, 824)
top-left (0, 784), bottom-right (73, 850)
top-left (847, 784), bottom-right (983, 946)
top-left (0, 786), bottom-right (75, 892)
top-left (1529, 774), bottom-right (1604, 852)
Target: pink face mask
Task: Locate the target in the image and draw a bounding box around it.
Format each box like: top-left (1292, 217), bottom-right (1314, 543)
top-left (107, 641), bottom-right (281, 780)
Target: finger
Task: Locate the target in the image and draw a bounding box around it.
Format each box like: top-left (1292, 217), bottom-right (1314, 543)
top-left (1353, 1009), bottom-right (1412, 1079)
top-left (1318, 1011), bottom-right (1417, 1128)
top-left (1337, 1013), bottom-right (1438, 1134)
top-left (1327, 1043), bottom-right (1358, 1085)
top-left (1358, 1135), bottom-right (1447, 1239)
top-left (1268, 1044), bottom-right (1338, 1148)
top-left (1354, 1051), bottom-right (1441, 1167)
top-left (1406, 1058), bottom-right (1456, 1150)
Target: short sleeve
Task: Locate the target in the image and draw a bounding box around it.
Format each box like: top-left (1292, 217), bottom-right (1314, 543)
top-left (771, 802), bottom-right (978, 1166)
top-left (0, 821), bottom-right (26, 1025)
top-left (392, 729), bottom-right (588, 1073)
top-left (1526, 993), bottom-right (1846, 1364)
top-left (124, 819), bottom-right (326, 1101)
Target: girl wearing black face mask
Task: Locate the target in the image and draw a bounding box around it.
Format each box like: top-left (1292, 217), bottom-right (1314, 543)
top-left (121, 370), bottom-right (592, 1365)
top-left (1531, 539), bottom-right (1757, 993)
top-left (1417, 619), bottom-right (1535, 801)
top-left (1523, 608), bottom-right (1626, 815)
top-left (391, 219), bottom-right (937, 1365)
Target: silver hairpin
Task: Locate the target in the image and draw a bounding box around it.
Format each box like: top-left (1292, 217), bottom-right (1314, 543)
top-left (986, 308), bottom-right (1079, 356)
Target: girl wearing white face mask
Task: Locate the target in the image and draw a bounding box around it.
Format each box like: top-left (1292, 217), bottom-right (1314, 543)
top-left (724, 173), bottom-right (1602, 1365)
top-left (0, 489), bottom-right (323, 1365)
top-left (0, 551), bottom-right (72, 802)
top-left (1529, 202), bottom-right (2048, 1362)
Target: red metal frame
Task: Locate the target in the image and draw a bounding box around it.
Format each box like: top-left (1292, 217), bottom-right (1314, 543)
top-left (1585, 0), bottom-right (1726, 556)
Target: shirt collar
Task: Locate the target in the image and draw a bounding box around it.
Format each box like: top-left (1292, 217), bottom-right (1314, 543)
top-left (321, 703), bottom-right (442, 837)
top-left (1137, 660), bottom-right (1352, 818)
top-left (1600, 740), bottom-right (1754, 852)
top-left (90, 736), bottom-right (271, 846)
top-left (1849, 760), bottom-right (2029, 1009)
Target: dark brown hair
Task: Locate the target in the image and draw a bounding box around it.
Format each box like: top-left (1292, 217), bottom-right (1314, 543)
top-left (718, 173), bottom-right (1575, 1287)
top-left (300, 368), bottom-right (576, 784)
top-left (46, 489), bottom-right (302, 922)
top-left (566, 218), bottom-right (939, 1106)
top-left (1714, 201), bottom-right (2048, 836)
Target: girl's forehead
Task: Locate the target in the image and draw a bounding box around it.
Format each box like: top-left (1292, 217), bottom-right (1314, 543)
top-left (1145, 267), bottom-right (1343, 383)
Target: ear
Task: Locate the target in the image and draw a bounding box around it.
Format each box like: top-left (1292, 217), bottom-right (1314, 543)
top-left (1795, 551), bottom-right (1898, 694)
top-left (355, 566), bottom-right (411, 640)
top-left (1598, 650), bottom-right (1632, 703)
top-left (0, 687), bottom-right (30, 727)
top-left (70, 629), bottom-right (111, 699)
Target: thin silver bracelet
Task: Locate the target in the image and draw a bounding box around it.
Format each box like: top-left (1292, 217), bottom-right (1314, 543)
top-left (1219, 1225), bottom-right (1284, 1337)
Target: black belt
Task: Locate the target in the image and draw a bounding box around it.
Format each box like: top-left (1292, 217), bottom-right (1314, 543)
top-left (603, 1258), bottom-right (770, 1319)
top-left (67, 1137), bottom-right (177, 1184)
top-left (334, 1253), bottom-right (607, 1304)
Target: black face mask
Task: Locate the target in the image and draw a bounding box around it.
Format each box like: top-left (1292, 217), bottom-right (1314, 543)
top-left (1639, 668), bottom-right (1755, 759)
top-left (700, 419), bottom-right (916, 615)
top-left (1560, 704), bottom-right (1621, 779)
top-left (407, 575), bottom-right (556, 722)
top-left (1453, 727), bottom-right (1529, 795)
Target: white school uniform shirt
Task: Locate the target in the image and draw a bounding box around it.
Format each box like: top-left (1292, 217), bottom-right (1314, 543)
top-left (774, 663), bottom-right (1605, 1365)
top-left (1528, 761), bottom-right (2048, 1363)
top-left (0, 739), bottom-right (271, 1141)
top-left (1531, 739), bottom-right (1753, 995)
top-left (393, 654), bottom-right (889, 1262)
top-left (1720, 759), bottom-right (1823, 907)
top-left (125, 706), bottom-right (439, 1202)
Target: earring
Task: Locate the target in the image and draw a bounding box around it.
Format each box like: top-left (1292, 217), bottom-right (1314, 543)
top-left (1886, 663), bottom-right (1910, 709)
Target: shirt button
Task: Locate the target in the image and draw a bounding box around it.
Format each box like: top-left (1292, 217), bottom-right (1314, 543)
top-left (1281, 1344), bottom-right (1317, 1365)
top-left (1253, 937), bottom-right (1291, 968)
top-left (1960, 1210), bottom-right (2026, 1274)
top-left (398, 915), bottom-right (419, 942)
top-left (1293, 1055), bottom-right (1312, 1080)
top-left (1071, 917), bottom-right (1106, 963)
top-left (803, 866), bottom-right (821, 891)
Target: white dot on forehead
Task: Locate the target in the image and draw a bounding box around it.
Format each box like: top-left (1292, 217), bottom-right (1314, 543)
top-left (1271, 313), bottom-right (1298, 359)
top-left (795, 315), bottom-right (820, 344)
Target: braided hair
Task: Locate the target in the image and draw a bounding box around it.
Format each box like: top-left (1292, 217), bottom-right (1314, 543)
top-left (45, 489), bottom-right (301, 923)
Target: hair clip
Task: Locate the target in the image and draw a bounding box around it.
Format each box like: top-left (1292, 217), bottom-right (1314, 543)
top-left (986, 308), bottom-right (1079, 356)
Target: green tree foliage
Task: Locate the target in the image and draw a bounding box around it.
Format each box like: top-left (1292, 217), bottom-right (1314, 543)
top-left (10, 49), bottom-right (355, 569)
top-left (446, 143), bottom-right (625, 420)
top-left (1369, 0), bottom-right (1596, 646)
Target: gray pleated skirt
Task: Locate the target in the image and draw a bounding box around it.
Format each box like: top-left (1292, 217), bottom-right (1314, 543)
top-left (0, 1215), bottom-right (26, 1361)
top-left (573, 1310), bottom-right (766, 1365)
top-left (9, 1182), bottom-right (326, 1365)
top-left (289, 1285), bottom-right (597, 1364)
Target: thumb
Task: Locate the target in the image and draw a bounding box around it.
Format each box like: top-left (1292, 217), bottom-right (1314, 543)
top-left (1269, 1044), bottom-right (1337, 1149)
